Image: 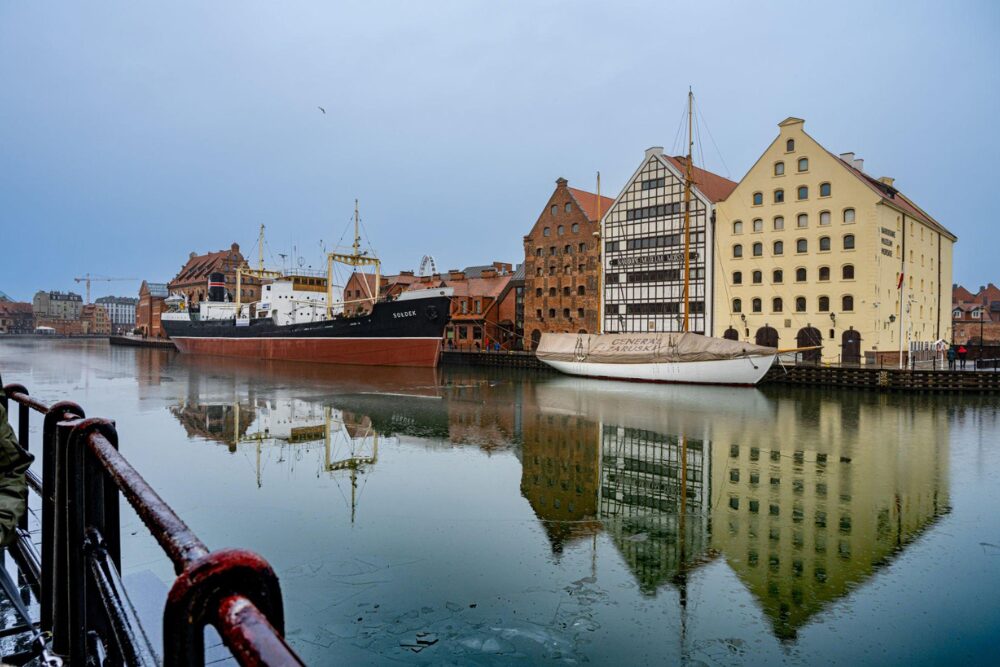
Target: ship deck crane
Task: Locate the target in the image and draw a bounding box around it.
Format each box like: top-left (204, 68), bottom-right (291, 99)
top-left (73, 275), bottom-right (138, 304)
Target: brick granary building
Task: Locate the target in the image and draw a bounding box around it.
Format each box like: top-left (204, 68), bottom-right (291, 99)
top-left (522, 178), bottom-right (614, 349)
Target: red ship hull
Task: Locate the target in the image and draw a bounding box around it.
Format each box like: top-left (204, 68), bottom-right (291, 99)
top-left (170, 336), bottom-right (443, 368)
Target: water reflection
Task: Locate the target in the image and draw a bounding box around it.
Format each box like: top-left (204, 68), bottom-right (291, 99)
top-left (162, 357), bottom-right (952, 649)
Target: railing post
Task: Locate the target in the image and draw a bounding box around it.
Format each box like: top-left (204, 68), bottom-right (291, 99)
top-left (2, 384), bottom-right (31, 534)
top-left (164, 550), bottom-right (286, 667)
top-left (42, 401), bottom-right (83, 639)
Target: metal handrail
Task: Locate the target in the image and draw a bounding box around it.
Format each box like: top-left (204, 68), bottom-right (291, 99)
top-left (2, 382), bottom-right (305, 666)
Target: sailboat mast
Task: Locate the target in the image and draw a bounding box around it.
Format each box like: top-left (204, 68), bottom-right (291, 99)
top-left (596, 171), bottom-right (603, 334)
top-left (682, 89), bottom-right (693, 333)
top-left (353, 199), bottom-right (360, 257)
top-left (258, 224), bottom-right (265, 272)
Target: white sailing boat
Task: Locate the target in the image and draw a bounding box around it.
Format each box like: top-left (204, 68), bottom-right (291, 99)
top-left (537, 91), bottom-right (779, 386)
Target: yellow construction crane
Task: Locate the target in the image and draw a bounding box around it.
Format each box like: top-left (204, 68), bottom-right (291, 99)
top-left (73, 274), bottom-right (137, 304)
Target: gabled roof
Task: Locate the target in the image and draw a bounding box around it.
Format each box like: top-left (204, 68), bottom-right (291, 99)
top-left (0, 301), bottom-right (33, 315)
top-left (567, 187), bottom-right (616, 222)
top-left (172, 245), bottom-right (243, 284)
top-left (663, 156), bottom-right (738, 203)
top-left (829, 153), bottom-right (956, 240)
top-left (952, 285), bottom-right (975, 302)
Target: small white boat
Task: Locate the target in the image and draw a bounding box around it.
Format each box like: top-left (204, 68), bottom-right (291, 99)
top-left (537, 331), bottom-right (778, 386)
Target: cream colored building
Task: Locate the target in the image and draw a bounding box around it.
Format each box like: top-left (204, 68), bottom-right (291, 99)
top-left (714, 118), bottom-right (955, 363)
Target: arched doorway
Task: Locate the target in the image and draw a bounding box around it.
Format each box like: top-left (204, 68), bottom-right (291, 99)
top-left (796, 326), bottom-right (822, 363)
top-left (530, 329), bottom-right (542, 350)
top-left (755, 325), bottom-right (778, 348)
top-left (841, 328), bottom-right (862, 365)
top-left (723, 327), bottom-right (739, 341)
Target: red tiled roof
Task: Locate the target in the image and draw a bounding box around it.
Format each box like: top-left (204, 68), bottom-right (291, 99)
top-left (828, 151), bottom-right (956, 241)
top-left (172, 248), bottom-right (241, 284)
top-left (0, 301), bottom-right (33, 315)
top-left (663, 156), bottom-right (738, 203)
top-left (952, 285), bottom-right (975, 303)
top-left (567, 187), bottom-right (616, 222)
top-left (977, 283), bottom-right (1000, 303)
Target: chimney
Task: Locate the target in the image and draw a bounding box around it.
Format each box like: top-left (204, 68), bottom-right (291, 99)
top-left (852, 158), bottom-right (864, 172)
top-left (481, 268), bottom-right (498, 279)
top-left (400, 270), bottom-right (414, 276)
top-left (493, 261), bottom-right (512, 274)
top-left (839, 152), bottom-right (855, 164)
top-left (449, 270), bottom-right (466, 281)
top-left (878, 176), bottom-right (895, 188)
top-left (645, 146), bottom-right (664, 159)
top-left (189, 251), bottom-right (197, 260)
top-left (555, 177), bottom-right (567, 187)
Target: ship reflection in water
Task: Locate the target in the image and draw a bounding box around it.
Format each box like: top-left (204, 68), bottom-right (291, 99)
top-left (164, 355), bottom-right (956, 658)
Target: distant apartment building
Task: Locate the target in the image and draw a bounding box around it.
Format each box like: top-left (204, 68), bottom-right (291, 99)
top-left (601, 149), bottom-right (736, 337)
top-left (714, 118), bottom-right (955, 364)
top-left (80, 304), bottom-right (112, 335)
top-left (168, 243), bottom-right (262, 306)
top-left (95, 296), bottom-right (138, 333)
top-left (523, 178), bottom-right (613, 349)
top-left (0, 301), bottom-right (35, 334)
top-left (32, 290), bottom-right (83, 320)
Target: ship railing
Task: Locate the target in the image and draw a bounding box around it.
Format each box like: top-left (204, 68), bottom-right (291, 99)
top-left (1, 382), bottom-right (305, 667)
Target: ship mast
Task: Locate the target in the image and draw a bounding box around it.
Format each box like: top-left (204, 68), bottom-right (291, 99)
top-left (326, 199), bottom-right (381, 318)
top-left (682, 88), bottom-right (693, 333)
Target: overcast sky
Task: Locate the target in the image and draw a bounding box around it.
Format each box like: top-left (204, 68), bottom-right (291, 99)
top-left (2, 1), bottom-right (997, 301)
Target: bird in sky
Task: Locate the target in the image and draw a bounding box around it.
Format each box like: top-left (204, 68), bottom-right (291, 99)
top-left (317, 106), bottom-right (326, 114)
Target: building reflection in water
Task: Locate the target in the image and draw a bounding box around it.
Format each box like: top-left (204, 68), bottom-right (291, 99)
top-left (521, 379), bottom-right (950, 641)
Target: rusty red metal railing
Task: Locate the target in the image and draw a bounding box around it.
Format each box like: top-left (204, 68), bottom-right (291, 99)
top-left (2, 382), bottom-right (305, 666)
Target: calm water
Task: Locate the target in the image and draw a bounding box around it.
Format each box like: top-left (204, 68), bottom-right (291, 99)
top-left (1, 339), bottom-right (999, 666)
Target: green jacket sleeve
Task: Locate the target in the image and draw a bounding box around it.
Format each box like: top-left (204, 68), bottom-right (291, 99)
top-left (0, 401), bottom-right (34, 546)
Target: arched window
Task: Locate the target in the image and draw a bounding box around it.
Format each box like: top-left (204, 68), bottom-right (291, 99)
top-left (571, 223), bottom-right (579, 233)
top-left (557, 225), bottom-right (564, 236)
top-left (796, 267), bottom-right (807, 282)
top-left (820, 182), bottom-right (831, 197)
top-left (550, 205), bottom-right (557, 216)
top-left (753, 218), bottom-right (763, 232)
top-left (773, 240), bottom-right (784, 255)
top-left (563, 286), bottom-right (570, 296)
top-left (842, 264), bottom-right (855, 280)
top-left (732, 298), bottom-right (742, 313)
top-left (796, 238), bottom-right (808, 253)
top-left (577, 285), bottom-right (585, 295)
top-left (843, 208), bottom-right (855, 223)
top-left (843, 234), bottom-right (855, 250)
top-left (565, 203), bottom-right (572, 213)
top-left (752, 298), bottom-right (762, 313)
top-left (774, 162), bottom-right (785, 176)
top-left (774, 189), bottom-right (785, 203)
top-left (786, 139), bottom-right (795, 152)
top-left (535, 248), bottom-right (542, 256)
top-left (733, 244), bottom-right (743, 258)
top-left (548, 308), bottom-right (556, 318)
top-left (752, 192), bottom-right (763, 206)
top-left (820, 211), bottom-right (831, 226)
top-left (795, 297), bottom-right (807, 312)
top-left (819, 236), bottom-right (831, 251)
top-left (752, 242), bottom-right (763, 257)
top-left (549, 287), bottom-right (556, 297)
top-left (543, 227), bottom-right (551, 236)
top-left (773, 216), bottom-right (784, 230)
top-left (773, 297), bottom-right (783, 313)
top-left (535, 287), bottom-right (542, 297)
top-left (733, 220), bottom-right (743, 234)
top-left (733, 271), bottom-right (742, 284)
top-left (842, 295), bottom-right (854, 311)
top-left (564, 245), bottom-right (571, 254)
top-left (797, 185), bottom-right (809, 200)
top-left (752, 270), bottom-right (762, 284)
top-left (773, 269), bottom-right (783, 283)
top-left (818, 296), bottom-right (830, 312)
top-left (798, 157), bottom-right (809, 172)
top-left (797, 213), bottom-right (808, 228)
top-left (819, 266), bottom-right (830, 281)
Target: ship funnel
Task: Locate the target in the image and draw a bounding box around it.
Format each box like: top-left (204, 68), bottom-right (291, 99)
top-left (207, 272), bottom-right (226, 302)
